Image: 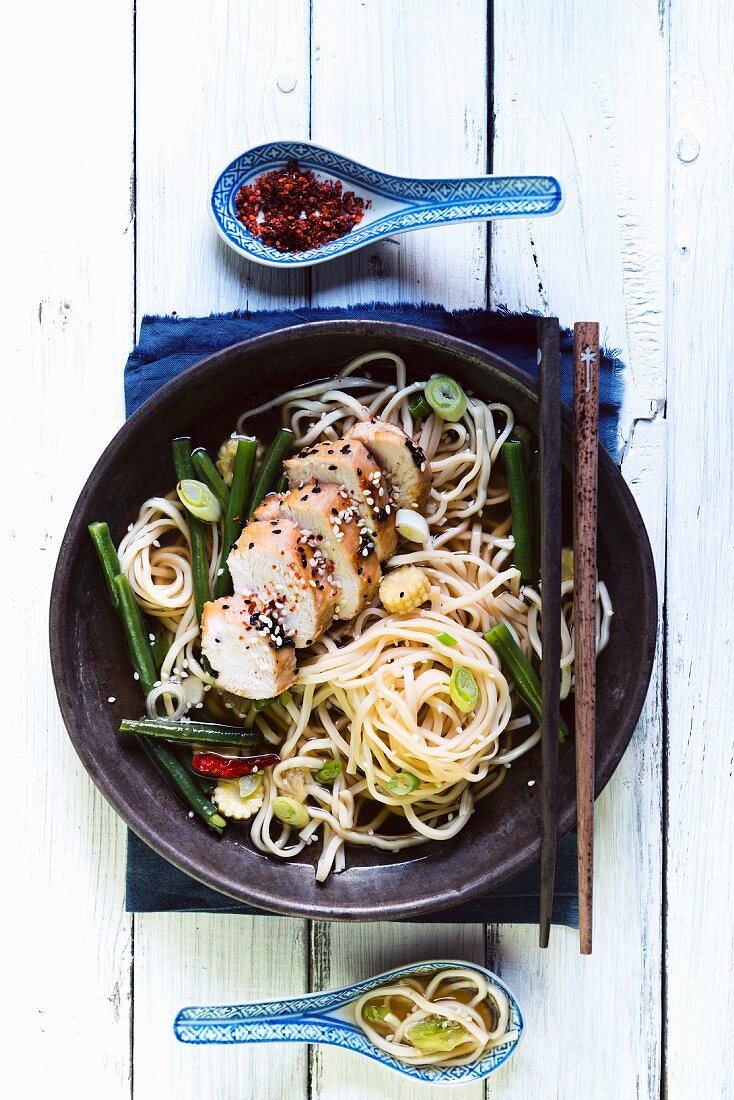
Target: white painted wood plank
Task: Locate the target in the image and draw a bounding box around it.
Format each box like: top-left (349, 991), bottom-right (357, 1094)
top-left (309, 3), bottom-right (489, 1098)
top-left (135, 0), bottom-right (311, 315)
top-left (3, 1), bottom-right (135, 1095)
top-left (490, 3), bottom-right (666, 1097)
top-left (133, 4), bottom-right (311, 1098)
top-left (666, 3), bottom-right (734, 1094)
top-left (133, 914), bottom-right (309, 1100)
top-left (311, 0), bottom-right (489, 309)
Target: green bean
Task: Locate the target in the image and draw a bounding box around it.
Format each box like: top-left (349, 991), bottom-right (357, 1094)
top-left (119, 717), bottom-right (264, 749)
top-left (192, 448), bottom-right (229, 510)
top-left (247, 428), bottom-right (295, 518)
top-left (88, 525), bottom-right (227, 833)
top-left (112, 574), bottom-right (157, 694)
top-left (139, 737), bottom-right (226, 832)
top-left (485, 622), bottom-right (570, 743)
top-left (88, 522), bottom-right (122, 605)
top-left (172, 437), bottom-right (211, 625)
top-left (530, 449), bottom-right (541, 585)
top-left (508, 424), bottom-right (535, 452)
top-left (503, 439), bottom-right (533, 583)
top-left (215, 436), bottom-right (258, 598)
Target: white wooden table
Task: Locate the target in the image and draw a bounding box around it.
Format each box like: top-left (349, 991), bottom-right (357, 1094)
top-left (7, 2), bottom-right (732, 1096)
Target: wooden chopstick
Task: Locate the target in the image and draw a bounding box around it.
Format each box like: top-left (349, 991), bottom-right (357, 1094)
top-left (572, 321), bottom-right (600, 955)
top-left (537, 318), bottom-right (562, 948)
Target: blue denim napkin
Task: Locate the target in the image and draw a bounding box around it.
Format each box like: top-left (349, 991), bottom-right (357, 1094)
top-left (124, 303), bottom-right (626, 924)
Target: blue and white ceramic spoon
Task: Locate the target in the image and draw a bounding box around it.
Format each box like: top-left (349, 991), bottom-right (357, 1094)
top-left (174, 959), bottom-right (523, 1087)
top-left (210, 139), bottom-right (563, 268)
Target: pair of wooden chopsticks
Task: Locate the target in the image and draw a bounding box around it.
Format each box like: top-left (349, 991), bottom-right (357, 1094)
top-left (537, 319), bottom-right (599, 954)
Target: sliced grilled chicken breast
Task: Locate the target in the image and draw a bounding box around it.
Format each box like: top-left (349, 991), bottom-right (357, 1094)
top-left (228, 512), bottom-right (338, 647)
top-left (201, 594), bottom-right (296, 699)
top-left (284, 439), bottom-right (397, 561)
top-left (347, 419), bottom-right (431, 511)
top-left (257, 482), bottom-right (381, 620)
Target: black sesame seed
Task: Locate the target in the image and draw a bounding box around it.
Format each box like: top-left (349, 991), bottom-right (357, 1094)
top-left (248, 542), bottom-right (254, 549)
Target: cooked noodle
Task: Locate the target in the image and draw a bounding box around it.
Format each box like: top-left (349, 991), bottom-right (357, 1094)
top-left (354, 966), bottom-right (514, 1067)
top-left (119, 350), bottom-right (613, 878)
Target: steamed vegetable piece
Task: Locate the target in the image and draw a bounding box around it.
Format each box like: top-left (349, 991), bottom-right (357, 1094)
top-left (502, 437), bottom-right (533, 583)
top-left (112, 574), bottom-right (158, 693)
top-left (405, 1017), bottom-right (469, 1054)
top-left (395, 508), bottom-right (430, 544)
top-left (247, 428), bottom-right (295, 517)
top-left (408, 392), bottom-right (431, 419)
top-left (388, 771), bottom-right (420, 796)
top-left (272, 796), bottom-right (310, 828)
top-left (88, 522), bottom-right (122, 603)
top-left (315, 759), bottom-right (342, 783)
top-left (177, 478), bottom-right (222, 522)
top-left (192, 447), bottom-right (230, 509)
top-left (485, 622), bottom-right (571, 743)
top-left (424, 375), bottom-right (468, 422)
top-left (215, 435), bottom-right (258, 598)
top-left (449, 666), bottom-right (479, 713)
top-left (119, 717), bottom-right (264, 748)
top-left (88, 524), bottom-right (226, 833)
top-left (172, 437), bottom-right (211, 624)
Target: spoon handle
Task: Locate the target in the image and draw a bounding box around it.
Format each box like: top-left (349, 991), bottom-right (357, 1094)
top-left (399, 174), bottom-right (563, 217)
top-left (174, 1003), bottom-right (353, 1045)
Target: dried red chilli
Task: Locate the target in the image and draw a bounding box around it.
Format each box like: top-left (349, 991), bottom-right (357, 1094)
top-left (234, 159), bottom-right (370, 253)
top-left (191, 752), bottom-right (280, 779)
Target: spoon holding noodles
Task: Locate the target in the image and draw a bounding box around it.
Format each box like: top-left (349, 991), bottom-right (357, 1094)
top-left (174, 960), bottom-right (523, 1086)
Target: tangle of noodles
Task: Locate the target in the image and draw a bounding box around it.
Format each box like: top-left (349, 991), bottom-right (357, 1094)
top-left (353, 966), bottom-right (514, 1067)
top-left (118, 350), bottom-right (613, 879)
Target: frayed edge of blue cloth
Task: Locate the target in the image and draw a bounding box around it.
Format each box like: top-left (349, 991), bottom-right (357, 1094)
top-left (124, 302), bottom-right (626, 461)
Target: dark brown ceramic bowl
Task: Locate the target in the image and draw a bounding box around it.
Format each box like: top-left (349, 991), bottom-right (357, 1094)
top-left (50, 321), bottom-right (657, 920)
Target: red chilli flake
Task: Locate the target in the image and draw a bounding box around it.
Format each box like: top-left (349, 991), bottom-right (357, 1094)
top-left (234, 159), bottom-right (370, 253)
top-left (191, 752), bottom-right (280, 779)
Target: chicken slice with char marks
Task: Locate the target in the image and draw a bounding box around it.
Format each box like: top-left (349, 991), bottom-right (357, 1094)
top-left (256, 482), bottom-right (381, 619)
top-left (347, 418), bottom-right (431, 511)
top-left (284, 439), bottom-right (397, 561)
top-left (201, 594), bottom-right (296, 699)
top-left (228, 511), bottom-right (338, 647)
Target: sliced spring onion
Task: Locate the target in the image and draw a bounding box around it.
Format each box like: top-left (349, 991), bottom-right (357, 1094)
top-left (315, 759), bottom-right (343, 784)
top-left (387, 771), bottom-right (420, 796)
top-left (436, 631), bottom-right (458, 646)
top-left (363, 1004), bottom-right (389, 1022)
top-left (176, 478), bottom-right (222, 522)
top-left (238, 773), bottom-right (263, 799)
top-left (561, 546), bottom-right (575, 581)
top-left (408, 392), bottom-right (431, 419)
top-left (278, 690), bottom-right (293, 706)
top-left (449, 667), bottom-right (479, 713)
top-left (145, 680), bottom-right (188, 721)
top-left (254, 696), bottom-right (276, 711)
top-left (406, 1017), bottom-right (469, 1053)
top-left (395, 508), bottom-right (430, 544)
top-left (272, 796), bottom-right (310, 828)
top-left (424, 375), bottom-right (468, 422)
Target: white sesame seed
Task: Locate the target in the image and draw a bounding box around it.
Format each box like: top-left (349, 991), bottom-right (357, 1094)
top-left (528, 779), bottom-right (536, 787)
top-left (133, 671), bottom-right (139, 681)
top-left (107, 696), bottom-right (116, 703)
top-left (188, 811), bottom-right (195, 818)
